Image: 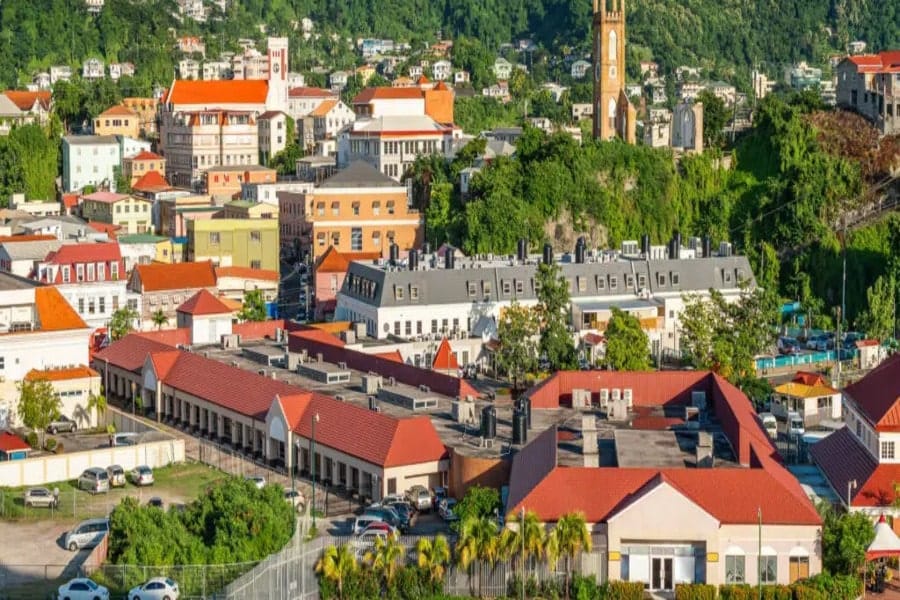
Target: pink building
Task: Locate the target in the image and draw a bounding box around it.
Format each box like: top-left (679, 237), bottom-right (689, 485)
top-left (312, 246), bottom-right (381, 320)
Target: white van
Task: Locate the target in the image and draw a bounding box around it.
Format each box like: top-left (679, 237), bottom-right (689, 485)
top-left (787, 412), bottom-right (805, 438)
top-left (65, 518), bottom-right (109, 551)
top-left (758, 413), bottom-right (778, 439)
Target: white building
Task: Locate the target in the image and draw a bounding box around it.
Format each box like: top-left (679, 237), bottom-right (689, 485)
top-left (82, 58), bottom-right (104, 80)
top-left (108, 63), bottom-right (135, 81)
top-left (258, 111), bottom-right (289, 163)
top-left (570, 59), bottom-right (591, 79)
top-left (330, 70), bottom-right (349, 90)
top-left (202, 61), bottom-right (231, 81)
top-left (432, 60), bottom-right (452, 81)
top-left (287, 86), bottom-right (339, 120)
top-left (179, 59), bottom-right (201, 80)
top-left (241, 180), bottom-right (314, 206)
top-left (50, 66), bottom-right (73, 84)
top-left (0, 239), bottom-right (64, 278)
top-left (0, 273), bottom-right (91, 428)
top-left (61, 135), bottom-right (121, 193)
top-left (493, 58), bottom-right (512, 80)
top-left (311, 100), bottom-right (355, 142)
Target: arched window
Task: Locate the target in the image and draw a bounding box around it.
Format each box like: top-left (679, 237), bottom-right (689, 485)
top-left (608, 98), bottom-right (617, 130)
top-left (609, 31), bottom-right (618, 63)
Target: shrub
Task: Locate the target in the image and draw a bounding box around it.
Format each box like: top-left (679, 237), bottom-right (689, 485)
top-left (44, 437), bottom-right (57, 451)
top-left (570, 573), bottom-right (601, 600)
top-left (675, 583), bottom-right (717, 600)
top-left (603, 580), bottom-right (645, 600)
top-left (25, 431), bottom-right (38, 449)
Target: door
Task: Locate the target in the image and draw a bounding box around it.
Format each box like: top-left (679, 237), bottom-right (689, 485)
top-left (652, 557), bottom-right (673, 591)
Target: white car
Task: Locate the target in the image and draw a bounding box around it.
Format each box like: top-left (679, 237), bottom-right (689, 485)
top-left (128, 577), bottom-right (180, 600)
top-left (129, 465), bottom-right (154, 486)
top-left (245, 475), bottom-right (265, 489)
top-left (284, 489), bottom-right (305, 510)
top-left (58, 577), bottom-right (109, 600)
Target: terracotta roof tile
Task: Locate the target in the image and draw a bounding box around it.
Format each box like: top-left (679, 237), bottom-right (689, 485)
top-left (309, 99), bottom-right (338, 117)
top-left (34, 287), bottom-right (88, 331)
top-left (177, 289), bottom-right (233, 315)
top-left (131, 170), bottom-right (172, 192)
top-left (87, 222), bottom-right (121, 238)
top-left (374, 350), bottom-right (404, 363)
top-left (288, 87), bottom-right (337, 98)
top-left (25, 365), bottom-right (99, 382)
top-left (81, 192), bottom-right (131, 204)
top-left (94, 334), bottom-right (175, 371)
top-left (4, 90), bottom-right (51, 111)
top-left (352, 87), bottom-right (424, 104)
top-left (810, 426), bottom-right (884, 505)
top-left (0, 234), bottom-right (57, 243)
top-left (793, 371), bottom-right (828, 386)
top-left (432, 338), bottom-right (459, 370)
top-left (314, 246), bottom-right (382, 273)
top-left (99, 104), bottom-right (137, 117)
top-left (149, 350), bottom-right (181, 380)
top-left (845, 353), bottom-right (900, 430)
top-left (135, 328), bottom-right (191, 347)
top-left (130, 150), bottom-right (163, 161)
top-left (44, 242), bottom-right (122, 265)
top-left (215, 266), bottom-right (279, 281)
top-left (165, 80), bottom-right (269, 105)
top-left (857, 339), bottom-right (880, 348)
top-left (133, 261), bottom-right (217, 292)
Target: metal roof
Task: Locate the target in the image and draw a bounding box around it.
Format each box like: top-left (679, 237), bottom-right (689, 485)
top-left (319, 161), bottom-right (402, 189)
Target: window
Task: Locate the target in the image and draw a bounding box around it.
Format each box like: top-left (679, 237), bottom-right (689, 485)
top-left (638, 274), bottom-right (647, 288)
top-left (502, 280), bottom-right (511, 295)
top-left (431, 319), bottom-right (438, 333)
top-left (372, 231), bottom-right (381, 247)
top-left (316, 202), bottom-right (325, 216)
top-left (352, 202), bottom-right (360, 216)
top-left (209, 232), bottom-right (220, 245)
top-left (515, 280), bottom-right (524, 295)
top-left (78, 298), bottom-right (85, 313)
top-left (416, 321), bottom-right (422, 334)
top-left (86, 263), bottom-right (95, 281)
top-left (658, 273), bottom-right (667, 286)
top-left (482, 281), bottom-right (492, 296)
top-left (97, 263), bottom-right (105, 280)
top-left (597, 275), bottom-right (606, 290)
top-left (387, 201), bottom-right (395, 215)
top-left (351, 227), bottom-right (363, 251)
top-left (789, 556), bottom-right (809, 583)
top-left (467, 282), bottom-right (477, 297)
top-left (99, 297), bottom-right (105, 313)
top-left (88, 299), bottom-right (95, 314)
top-left (372, 201), bottom-right (380, 216)
top-left (331, 202), bottom-right (340, 216)
top-left (0, 357), bottom-right (4, 370)
top-left (577, 276), bottom-right (587, 292)
top-left (609, 276), bottom-right (617, 289)
top-left (250, 260), bottom-right (261, 269)
top-left (394, 321), bottom-right (401, 335)
top-left (671, 272), bottom-right (680, 285)
top-left (452, 318), bottom-right (459, 331)
top-left (725, 555), bottom-right (745, 583)
top-left (882, 441), bottom-right (895, 460)
top-left (317, 232), bottom-right (326, 247)
top-left (405, 321), bottom-right (412, 335)
top-left (76, 264), bottom-right (85, 282)
top-left (112, 296), bottom-right (119, 310)
top-left (62, 266), bottom-right (70, 283)
top-left (625, 274), bottom-right (634, 288)
top-left (760, 555), bottom-right (777, 584)
top-left (250, 230), bottom-right (261, 242)
top-left (410, 286), bottom-right (419, 300)
top-left (394, 285), bottom-right (404, 300)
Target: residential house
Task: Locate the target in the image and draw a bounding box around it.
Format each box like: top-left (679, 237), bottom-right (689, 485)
top-left (31, 72), bottom-right (51, 91)
top-left (356, 65), bottom-right (376, 85)
top-left (432, 60), bottom-right (452, 81)
top-left (82, 58), bottom-right (104, 80)
top-left (571, 59), bottom-right (591, 79)
top-left (310, 100), bottom-right (355, 146)
top-left (850, 41), bottom-right (868, 55)
top-left (35, 242), bottom-right (134, 330)
top-left (0, 273), bottom-right (91, 427)
top-left (541, 83), bottom-right (568, 102)
top-left (175, 290), bottom-right (234, 345)
top-left (493, 58), bottom-right (512, 80)
top-left (93, 105), bottom-right (140, 138)
top-left (752, 71), bottom-right (776, 100)
top-left (8, 196), bottom-right (61, 218)
top-left (202, 61), bottom-right (232, 81)
top-left (108, 63), bottom-right (135, 81)
top-left (453, 71), bottom-right (470, 85)
top-left (856, 339), bottom-right (887, 370)
top-left (241, 181), bottom-right (312, 207)
top-left (18, 217), bottom-right (107, 242)
top-left (80, 192), bottom-right (152, 235)
top-left (312, 246), bottom-right (381, 320)
top-left (286, 86), bottom-right (339, 121)
top-left (61, 135), bottom-right (121, 193)
top-left (258, 111), bottom-right (289, 164)
top-left (836, 51), bottom-right (900, 135)
top-left (121, 97), bottom-right (159, 138)
top-left (120, 136), bottom-right (152, 160)
top-left (811, 354), bottom-right (900, 514)
top-left (123, 151), bottom-right (166, 186)
top-left (179, 59), bottom-right (201, 80)
top-left (50, 66), bottom-right (73, 84)
top-left (131, 171), bottom-right (174, 200)
top-left (117, 234), bottom-right (175, 271)
top-left (708, 81), bottom-right (737, 105)
top-left (329, 71), bottom-right (349, 90)
top-left (85, 0), bottom-right (104, 13)
top-left (408, 64), bottom-right (423, 79)
top-left (0, 90), bottom-right (52, 129)
top-left (482, 83), bottom-right (511, 102)
top-left (640, 61), bottom-right (661, 79)
top-left (127, 261), bottom-right (217, 329)
top-left (215, 266), bottom-right (279, 307)
top-left (295, 155), bottom-right (338, 185)
top-left (278, 161), bottom-right (421, 263)
top-left (204, 165), bottom-right (276, 200)
top-left (157, 194), bottom-right (218, 238)
top-left (572, 103), bottom-right (593, 121)
top-left (187, 203), bottom-right (279, 270)
top-left (177, 36), bottom-right (206, 56)
top-left (24, 366), bottom-right (101, 428)
top-left (650, 83), bottom-right (667, 105)
top-left (771, 371), bottom-right (841, 426)
top-left (0, 238), bottom-right (64, 278)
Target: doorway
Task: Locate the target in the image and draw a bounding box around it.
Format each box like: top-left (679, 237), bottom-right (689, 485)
top-left (651, 557), bottom-right (673, 591)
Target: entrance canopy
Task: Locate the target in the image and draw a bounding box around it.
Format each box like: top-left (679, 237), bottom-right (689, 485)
top-left (867, 515), bottom-right (900, 560)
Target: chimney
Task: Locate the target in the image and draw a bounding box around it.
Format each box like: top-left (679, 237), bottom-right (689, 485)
top-left (542, 242), bottom-right (553, 266)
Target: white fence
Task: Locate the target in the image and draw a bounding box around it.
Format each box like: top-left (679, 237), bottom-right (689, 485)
top-left (0, 439), bottom-right (185, 487)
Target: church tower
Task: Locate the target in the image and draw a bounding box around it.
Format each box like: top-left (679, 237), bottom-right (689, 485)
top-left (265, 37), bottom-right (289, 113)
top-left (592, 0), bottom-right (628, 141)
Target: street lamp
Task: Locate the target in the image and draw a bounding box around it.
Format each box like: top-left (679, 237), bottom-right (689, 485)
top-left (310, 412), bottom-right (320, 529)
top-left (847, 479), bottom-right (858, 511)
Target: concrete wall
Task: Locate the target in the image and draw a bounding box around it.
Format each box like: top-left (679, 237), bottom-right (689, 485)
top-left (448, 447), bottom-right (510, 498)
top-left (0, 438), bottom-right (185, 487)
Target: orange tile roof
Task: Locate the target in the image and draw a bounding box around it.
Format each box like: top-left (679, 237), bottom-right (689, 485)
top-left (165, 79), bottom-right (269, 105)
top-left (352, 87), bottom-right (424, 104)
top-left (0, 234), bottom-right (57, 243)
top-left (432, 338), bottom-right (459, 370)
top-left (25, 365), bottom-right (99, 381)
top-left (4, 90), bottom-right (51, 111)
top-left (87, 221), bottom-right (121, 238)
top-left (215, 266), bottom-right (279, 281)
top-left (847, 51), bottom-right (900, 73)
top-left (130, 150), bottom-right (163, 161)
top-left (34, 287), bottom-right (88, 331)
top-left (288, 87), bottom-right (337, 98)
top-left (94, 334), bottom-right (176, 370)
top-left (131, 170), bottom-right (172, 192)
top-left (177, 289), bottom-right (233, 315)
top-left (314, 246), bottom-right (382, 273)
top-left (374, 350), bottom-right (404, 363)
top-left (309, 99), bottom-right (338, 117)
top-left (133, 261), bottom-right (217, 292)
top-left (135, 328), bottom-right (191, 347)
top-left (307, 321), bottom-right (352, 333)
top-left (99, 104), bottom-right (137, 117)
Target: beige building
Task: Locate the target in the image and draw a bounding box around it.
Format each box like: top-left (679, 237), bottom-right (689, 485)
top-left (93, 105), bottom-right (140, 138)
top-left (80, 192), bottom-right (152, 234)
top-left (278, 161), bottom-right (422, 262)
top-left (123, 151), bottom-right (167, 186)
top-left (127, 261), bottom-right (218, 328)
top-left (258, 110), bottom-right (288, 163)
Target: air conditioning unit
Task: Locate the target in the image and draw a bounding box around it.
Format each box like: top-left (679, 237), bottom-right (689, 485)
top-left (599, 389), bottom-right (610, 409)
top-left (611, 389), bottom-right (621, 402)
top-left (623, 388), bottom-right (633, 407)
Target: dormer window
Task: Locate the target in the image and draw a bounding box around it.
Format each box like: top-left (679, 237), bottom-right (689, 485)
top-left (467, 282), bottom-right (477, 297)
top-left (671, 272), bottom-right (680, 286)
top-left (597, 275), bottom-right (606, 290)
top-left (658, 273), bottom-right (667, 287)
top-left (394, 285), bottom-right (404, 300)
top-left (609, 276), bottom-right (618, 290)
top-left (482, 281), bottom-right (492, 296)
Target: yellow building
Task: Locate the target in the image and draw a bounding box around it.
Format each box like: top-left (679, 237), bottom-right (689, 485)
top-left (93, 105), bottom-right (140, 138)
top-left (187, 217), bottom-right (279, 271)
top-left (79, 191), bottom-right (152, 234)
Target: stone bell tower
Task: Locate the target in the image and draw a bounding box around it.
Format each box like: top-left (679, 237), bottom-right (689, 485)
top-left (592, 0), bottom-right (634, 142)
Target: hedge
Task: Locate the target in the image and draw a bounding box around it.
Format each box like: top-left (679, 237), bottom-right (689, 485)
top-left (675, 583), bottom-right (717, 600)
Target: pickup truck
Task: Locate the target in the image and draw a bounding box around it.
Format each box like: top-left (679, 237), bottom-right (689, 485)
top-left (47, 415), bottom-right (77, 434)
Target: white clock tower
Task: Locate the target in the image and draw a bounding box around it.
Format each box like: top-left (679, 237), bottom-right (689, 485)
top-left (266, 37), bottom-right (289, 113)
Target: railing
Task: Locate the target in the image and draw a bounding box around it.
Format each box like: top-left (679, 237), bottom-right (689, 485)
top-left (756, 348), bottom-right (858, 371)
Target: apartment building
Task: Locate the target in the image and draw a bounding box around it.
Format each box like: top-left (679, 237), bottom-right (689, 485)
top-left (127, 261), bottom-right (218, 329)
top-left (258, 110), bottom-right (289, 162)
top-left (286, 86), bottom-right (339, 121)
top-left (836, 51), bottom-right (900, 135)
top-left (278, 161), bottom-right (421, 262)
top-left (80, 192), bottom-right (152, 234)
top-left (187, 212), bottom-right (279, 271)
top-left (61, 135), bottom-right (121, 193)
top-left (204, 165), bottom-right (276, 200)
top-left (122, 151), bottom-right (166, 186)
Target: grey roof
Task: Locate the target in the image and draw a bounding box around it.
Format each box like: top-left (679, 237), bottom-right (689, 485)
top-left (63, 135), bottom-right (119, 145)
top-left (0, 239), bottom-right (63, 261)
top-left (341, 254), bottom-right (756, 308)
top-left (0, 271), bottom-right (41, 291)
top-left (320, 161), bottom-right (401, 189)
top-left (484, 139), bottom-right (516, 159)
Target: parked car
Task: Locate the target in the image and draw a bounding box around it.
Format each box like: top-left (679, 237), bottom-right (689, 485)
top-left (129, 465), bottom-right (154, 486)
top-left (805, 336), bottom-right (824, 351)
top-left (47, 415), bottom-right (77, 434)
top-left (406, 485), bottom-right (432, 511)
top-left (147, 497), bottom-right (164, 509)
top-left (245, 475), bottom-right (265, 490)
top-left (58, 577), bottom-right (109, 600)
top-left (373, 494), bottom-right (407, 507)
top-left (758, 413), bottom-right (778, 440)
top-left (364, 506), bottom-right (403, 530)
top-left (386, 501), bottom-right (415, 529)
top-left (65, 518), bottom-right (109, 551)
top-left (24, 487), bottom-right (59, 508)
top-left (77, 467), bottom-right (110, 494)
top-left (432, 486), bottom-right (448, 510)
top-left (777, 337), bottom-right (801, 355)
top-left (114, 433), bottom-right (137, 446)
top-left (359, 523), bottom-right (398, 540)
top-left (284, 489), bottom-right (306, 511)
top-left (438, 498), bottom-right (458, 522)
top-left (127, 577), bottom-right (180, 600)
top-left (106, 465), bottom-right (126, 488)
top-left (352, 515), bottom-right (383, 535)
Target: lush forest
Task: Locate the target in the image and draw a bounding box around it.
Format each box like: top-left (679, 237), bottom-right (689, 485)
top-left (410, 94), bottom-right (900, 327)
top-left (1, 0), bottom-right (897, 90)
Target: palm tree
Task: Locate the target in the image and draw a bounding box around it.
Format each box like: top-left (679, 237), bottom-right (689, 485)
top-left (151, 309), bottom-right (168, 330)
top-left (455, 514), bottom-right (500, 597)
top-left (416, 534), bottom-right (451, 587)
top-left (500, 510), bottom-right (546, 598)
top-left (315, 544), bottom-right (358, 600)
top-left (547, 512), bottom-right (592, 600)
top-left (85, 392), bottom-right (107, 429)
top-left (364, 532), bottom-right (405, 589)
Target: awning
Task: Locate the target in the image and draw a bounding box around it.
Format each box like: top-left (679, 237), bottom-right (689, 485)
top-left (867, 515), bottom-right (900, 560)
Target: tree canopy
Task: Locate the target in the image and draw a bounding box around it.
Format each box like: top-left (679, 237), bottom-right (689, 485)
top-left (603, 308), bottom-right (652, 371)
top-left (17, 378), bottom-right (61, 447)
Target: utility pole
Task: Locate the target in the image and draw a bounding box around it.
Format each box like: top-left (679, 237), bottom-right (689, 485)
top-left (520, 506), bottom-right (525, 600)
top-left (757, 507), bottom-right (762, 600)
top-left (837, 220), bottom-right (847, 389)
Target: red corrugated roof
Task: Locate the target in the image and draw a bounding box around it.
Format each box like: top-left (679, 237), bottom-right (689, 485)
top-left (0, 234), bottom-right (57, 243)
top-left (133, 261), bottom-right (217, 292)
top-left (288, 87), bottom-right (337, 98)
top-left (132, 170), bottom-right (171, 193)
top-left (847, 51), bottom-right (900, 73)
top-left (45, 242), bottom-right (122, 265)
top-left (527, 370), bottom-right (710, 409)
top-left (25, 366), bottom-right (98, 381)
top-left (0, 432), bottom-right (31, 453)
top-left (130, 150), bottom-right (163, 161)
top-left (793, 371), bottom-right (828, 386)
top-left (432, 338), bottom-right (459, 370)
top-left (87, 222), bottom-right (121, 237)
top-left (94, 335), bottom-right (176, 371)
top-left (808, 426), bottom-right (900, 507)
top-left (215, 266), bottom-right (279, 281)
top-left (845, 353), bottom-right (900, 430)
top-left (177, 289), bottom-right (233, 316)
top-left (165, 79), bottom-right (269, 105)
top-left (509, 465), bottom-right (821, 525)
top-left (352, 87), bottom-right (424, 104)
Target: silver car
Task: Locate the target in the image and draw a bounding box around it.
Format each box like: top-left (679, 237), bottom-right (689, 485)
top-left (128, 577), bottom-right (180, 600)
top-left (129, 465), bottom-right (154, 486)
top-left (24, 487), bottom-right (59, 508)
top-left (65, 518), bottom-right (109, 551)
top-left (77, 467), bottom-right (110, 494)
